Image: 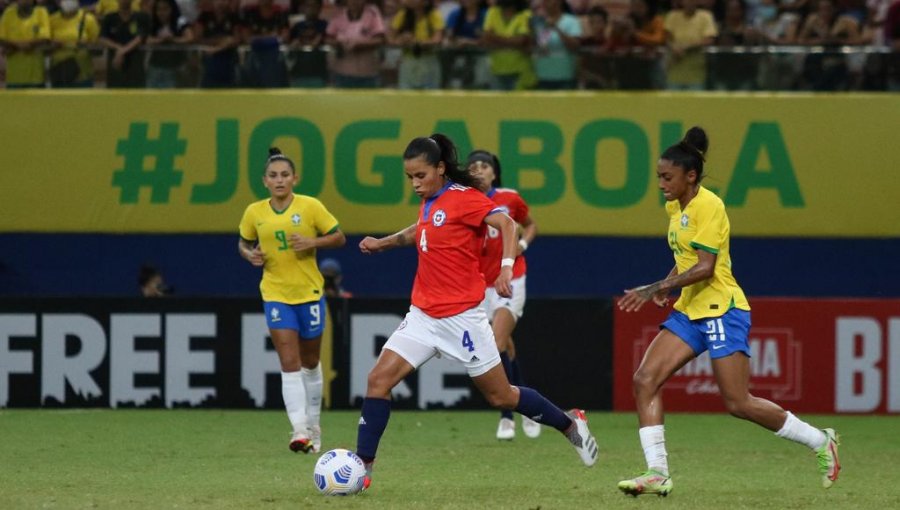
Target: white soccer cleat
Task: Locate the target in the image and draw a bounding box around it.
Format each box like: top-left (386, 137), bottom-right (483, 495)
top-left (522, 416), bottom-right (541, 438)
top-left (564, 409), bottom-right (598, 467)
top-left (309, 424), bottom-right (322, 453)
top-left (496, 417), bottom-right (515, 440)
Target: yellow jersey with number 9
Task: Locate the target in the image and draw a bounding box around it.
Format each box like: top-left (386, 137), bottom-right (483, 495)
top-left (665, 186), bottom-right (750, 320)
top-left (239, 194), bottom-right (339, 304)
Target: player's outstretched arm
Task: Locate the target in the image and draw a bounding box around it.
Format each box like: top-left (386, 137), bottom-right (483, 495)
top-left (359, 223), bottom-right (417, 254)
top-left (620, 253), bottom-right (715, 312)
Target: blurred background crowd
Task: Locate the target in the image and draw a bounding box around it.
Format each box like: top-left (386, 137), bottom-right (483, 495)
top-left (1, 0), bottom-right (898, 90)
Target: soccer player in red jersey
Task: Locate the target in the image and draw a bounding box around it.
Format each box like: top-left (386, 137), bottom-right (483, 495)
top-left (467, 150), bottom-right (541, 441)
top-left (354, 134), bottom-right (598, 489)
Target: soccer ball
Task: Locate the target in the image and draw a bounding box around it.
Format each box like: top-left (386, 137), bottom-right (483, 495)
top-left (313, 449), bottom-right (367, 496)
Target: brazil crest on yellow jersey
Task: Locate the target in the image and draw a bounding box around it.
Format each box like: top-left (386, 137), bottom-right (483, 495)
top-left (665, 186), bottom-right (750, 320)
top-left (239, 194), bottom-right (339, 304)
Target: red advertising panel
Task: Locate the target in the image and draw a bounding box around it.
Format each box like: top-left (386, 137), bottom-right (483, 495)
top-left (614, 298), bottom-right (900, 414)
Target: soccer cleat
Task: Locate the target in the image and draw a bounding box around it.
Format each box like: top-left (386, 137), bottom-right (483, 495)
top-left (522, 416), bottom-right (541, 438)
top-left (361, 460), bottom-right (374, 491)
top-left (496, 417), bottom-right (515, 440)
top-left (289, 429), bottom-right (313, 453)
top-left (617, 470), bottom-right (673, 497)
top-left (816, 428), bottom-right (841, 489)
top-left (308, 425), bottom-right (322, 453)
top-left (564, 409), bottom-right (598, 467)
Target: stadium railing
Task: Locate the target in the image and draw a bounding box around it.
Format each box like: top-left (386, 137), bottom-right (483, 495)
top-left (5, 44), bottom-right (899, 91)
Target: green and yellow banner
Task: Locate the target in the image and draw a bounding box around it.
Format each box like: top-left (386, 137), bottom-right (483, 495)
top-left (1, 90), bottom-right (897, 236)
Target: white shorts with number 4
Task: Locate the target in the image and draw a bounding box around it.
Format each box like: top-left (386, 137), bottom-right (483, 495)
top-left (481, 275), bottom-right (526, 321)
top-left (383, 305), bottom-right (501, 377)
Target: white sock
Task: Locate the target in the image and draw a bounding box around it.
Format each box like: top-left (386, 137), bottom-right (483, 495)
top-left (281, 370), bottom-right (308, 433)
top-left (639, 425), bottom-right (669, 476)
top-left (301, 363), bottom-right (323, 428)
top-left (775, 411), bottom-right (826, 450)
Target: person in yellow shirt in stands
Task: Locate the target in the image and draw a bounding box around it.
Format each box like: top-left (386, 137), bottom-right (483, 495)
top-left (663, 0), bottom-right (717, 90)
top-left (481, 0), bottom-right (532, 90)
top-left (0, 0), bottom-right (50, 88)
top-left (389, 0), bottom-right (444, 89)
top-left (94, 0), bottom-right (144, 19)
top-left (49, 0), bottom-right (100, 87)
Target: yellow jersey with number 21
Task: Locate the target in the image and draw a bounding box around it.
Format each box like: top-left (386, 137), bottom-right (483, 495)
top-left (239, 194), bottom-right (339, 304)
top-left (666, 186), bottom-right (750, 320)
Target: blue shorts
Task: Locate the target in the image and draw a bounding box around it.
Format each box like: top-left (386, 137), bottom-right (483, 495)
top-left (661, 308), bottom-right (751, 359)
top-left (263, 297), bottom-right (326, 339)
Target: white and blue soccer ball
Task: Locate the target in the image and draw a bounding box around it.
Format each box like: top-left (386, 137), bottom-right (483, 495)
top-left (313, 449), bottom-right (367, 496)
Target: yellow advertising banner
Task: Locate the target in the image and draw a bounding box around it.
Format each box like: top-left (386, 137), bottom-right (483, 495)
top-left (1, 90), bottom-right (898, 236)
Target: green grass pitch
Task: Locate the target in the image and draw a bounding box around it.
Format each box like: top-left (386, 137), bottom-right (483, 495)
top-left (2, 410), bottom-right (897, 509)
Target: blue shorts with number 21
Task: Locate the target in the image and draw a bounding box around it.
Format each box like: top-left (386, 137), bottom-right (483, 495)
top-left (661, 308), bottom-right (751, 359)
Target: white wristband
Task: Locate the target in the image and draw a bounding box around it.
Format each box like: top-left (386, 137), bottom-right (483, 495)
top-left (501, 258), bottom-right (515, 268)
top-left (518, 239), bottom-right (529, 252)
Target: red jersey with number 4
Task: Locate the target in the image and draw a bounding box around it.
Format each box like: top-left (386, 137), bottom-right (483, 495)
top-left (412, 182), bottom-right (503, 318)
top-left (479, 188), bottom-right (528, 286)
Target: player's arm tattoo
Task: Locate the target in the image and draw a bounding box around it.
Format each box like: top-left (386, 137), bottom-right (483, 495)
top-left (637, 260), bottom-right (713, 299)
top-left (391, 223), bottom-right (418, 248)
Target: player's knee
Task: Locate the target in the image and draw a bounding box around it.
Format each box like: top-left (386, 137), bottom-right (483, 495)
top-left (366, 369), bottom-right (394, 398)
top-left (279, 357), bottom-right (301, 372)
top-left (632, 368), bottom-right (656, 396)
top-left (483, 387), bottom-right (516, 410)
top-left (722, 396), bottom-right (750, 419)
top-left (301, 353), bottom-right (320, 369)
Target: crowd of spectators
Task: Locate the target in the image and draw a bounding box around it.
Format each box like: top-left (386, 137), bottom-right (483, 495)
top-left (1, 0), bottom-right (899, 89)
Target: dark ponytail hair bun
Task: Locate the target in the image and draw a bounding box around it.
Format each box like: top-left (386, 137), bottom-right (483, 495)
top-left (682, 126), bottom-right (708, 160)
top-left (265, 146), bottom-right (295, 173)
top-left (660, 125), bottom-right (709, 180)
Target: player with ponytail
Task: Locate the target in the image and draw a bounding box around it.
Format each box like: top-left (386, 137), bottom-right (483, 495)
top-left (238, 147), bottom-right (346, 454)
top-left (616, 127), bottom-right (840, 496)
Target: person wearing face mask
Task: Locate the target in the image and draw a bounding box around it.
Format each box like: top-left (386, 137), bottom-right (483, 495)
top-left (0, 0), bottom-right (51, 88)
top-left (49, 0), bottom-right (100, 87)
